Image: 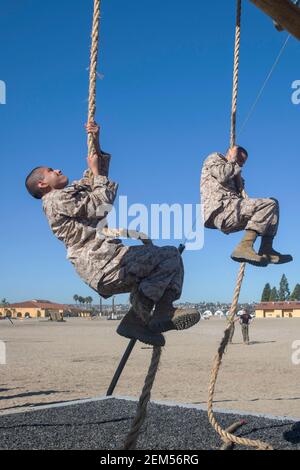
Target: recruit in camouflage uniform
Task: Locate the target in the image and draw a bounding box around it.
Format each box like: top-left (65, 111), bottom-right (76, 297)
top-left (200, 148), bottom-right (292, 267)
top-left (40, 132), bottom-right (199, 347)
top-left (42, 173), bottom-right (184, 305)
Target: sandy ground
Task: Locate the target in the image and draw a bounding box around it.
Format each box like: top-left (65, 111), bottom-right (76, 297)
top-left (0, 317), bottom-right (299, 418)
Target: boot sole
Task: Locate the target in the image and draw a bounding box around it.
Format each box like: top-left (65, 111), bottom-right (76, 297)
top-left (116, 324), bottom-right (165, 347)
top-left (269, 259), bottom-right (293, 265)
top-left (258, 254), bottom-right (293, 265)
top-left (231, 255), bottom-right (268, 267)
top-left (149, 311), bottom-right (201, 334)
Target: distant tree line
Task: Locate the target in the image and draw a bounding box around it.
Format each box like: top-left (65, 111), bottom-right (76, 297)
top-left (261, 275), bottom-right (300, 302)
top-left (0, 298), bottom-right (9, 308)
top-left (73, 295), bottom-right (93, 309)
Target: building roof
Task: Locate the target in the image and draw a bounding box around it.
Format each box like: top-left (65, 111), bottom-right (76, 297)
top-left (255, 302), bottom-right (300, 310)
top-left (4, 300), bottom-right (68, 310)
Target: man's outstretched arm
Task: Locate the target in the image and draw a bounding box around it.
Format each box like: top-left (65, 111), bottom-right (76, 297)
top-left (210, 159), bottom-right (241, 185)
top-left (53, 154), bottom-right (118, 220)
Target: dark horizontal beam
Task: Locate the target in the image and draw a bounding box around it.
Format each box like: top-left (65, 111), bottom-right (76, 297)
top-left (250, 0), bottom-right (300, 40)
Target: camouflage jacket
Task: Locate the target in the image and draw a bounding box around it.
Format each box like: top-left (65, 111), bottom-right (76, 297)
top-left (42, 166), bottom-right (123, 291)
top-left (200, 152), bottom-right (244, 228)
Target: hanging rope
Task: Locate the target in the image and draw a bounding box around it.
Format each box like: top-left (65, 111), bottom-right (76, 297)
top-left (86, 1), bottom-right (152, 249)
top-left (230, 0), bottom-right (242, 149)
top-left (85, 2), bottom-right (162, 451)
top-left (86, 0), bottom-right (272, 451)
top-left (207, 0), bottom-right (273, 451)
top-left (88, 0), bottom-right (101, 158)
top-left (123, 347), bottom-right (162, 450)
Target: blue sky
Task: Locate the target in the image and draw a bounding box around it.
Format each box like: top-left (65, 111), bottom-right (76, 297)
top-left (0, 0), bottom-right (299, 305)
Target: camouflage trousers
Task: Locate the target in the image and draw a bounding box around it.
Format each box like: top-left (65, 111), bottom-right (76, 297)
top-left (213, 197), bottom-right (279, 237)
top-left (97, 244), bottom-right (184, 303)
top-left (229, 323), bottom-right (235, 343)
top-left (241, 324), bottom-right (250, 344)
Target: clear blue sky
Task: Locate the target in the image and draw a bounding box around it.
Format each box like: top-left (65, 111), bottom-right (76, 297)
top-left (1, 0), bottom-right (299, 305)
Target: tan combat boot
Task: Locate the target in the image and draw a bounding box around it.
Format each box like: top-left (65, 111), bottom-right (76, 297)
top-left (231, 230), bottom-right (269, 267)
top-left (258, 236), bottom-right (293, 265)
top-left (117, 308), bottom-right (165, 347)
top-left (149, 290), bottom-right (201, 334)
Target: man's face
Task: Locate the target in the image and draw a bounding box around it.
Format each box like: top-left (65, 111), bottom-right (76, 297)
top-left (228, 147), bottom-right (248, 167)
top-left (38, 167), bottom-right (69, 192)
top-left (237, 150), bottom-right (248, 167)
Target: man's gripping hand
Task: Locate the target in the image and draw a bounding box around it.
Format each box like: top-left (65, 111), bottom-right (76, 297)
top-left (85, 121), bottom-right (101, 156)
top-left (85, 121), bottom-right (111, 178)
top-left (85, 121), bottom-right (100, 139)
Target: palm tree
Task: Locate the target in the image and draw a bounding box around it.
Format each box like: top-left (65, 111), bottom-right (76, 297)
top-left (1, 299), bottom-right (13, 324)
top-left (87, 296), bottom-right (93, 309)
top-left (73, 294), bottom-right (79, 306)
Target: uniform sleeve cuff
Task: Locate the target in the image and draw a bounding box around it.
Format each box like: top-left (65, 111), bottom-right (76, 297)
top-left (93, 175), bottom-right (118, 189)
top-left (93, 175), bottom-right (109, 185)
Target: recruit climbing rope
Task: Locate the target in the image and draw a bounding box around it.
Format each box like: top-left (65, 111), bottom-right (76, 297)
top-left (86, 0), bottom-right (163, 450)
top-left (86, 0), bottom-right (273, 451)
top-left (207, 0), bottom-right (273, 451)
top-left (87, 0), bottom-right (101, 159)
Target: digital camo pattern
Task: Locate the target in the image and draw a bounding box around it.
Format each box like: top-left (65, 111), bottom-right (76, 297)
top-left (43, 171), bottom-right (183, 301)
top-left (201, 152), bottom-right (279, 236)
top-left (96, 244), bottom-right (184, 303)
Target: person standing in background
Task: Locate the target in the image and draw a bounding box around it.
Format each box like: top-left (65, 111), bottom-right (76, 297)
top-left (239, 308), bottom-right (253, 345)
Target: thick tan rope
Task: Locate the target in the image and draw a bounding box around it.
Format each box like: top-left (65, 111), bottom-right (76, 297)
top-left (88, 0), bottom-right (101, 158)
top-left (207, 0), bottom-right (273, 451)
top-left (220, 420), bottom-right (246, 450)
top-left (123, 347), bottom-right (162, 450)
top-left (208, 265), bottom-right (272, 450)
top-left (85, 3), bottom-right (161, 450)
top-left (230, 0), bottom-right (242, 150)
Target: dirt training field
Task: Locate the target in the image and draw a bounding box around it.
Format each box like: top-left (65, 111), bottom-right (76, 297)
top-left (0, 317), bottom-right (299, 418)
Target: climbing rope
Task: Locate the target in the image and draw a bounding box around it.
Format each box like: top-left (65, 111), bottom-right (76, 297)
top-left (88, 0), bottom-right (101, 159)
top-left (86, 0), bottom-right (273, 451)
top-left (86, 2), bottom-right (152, 251)
top-left (207, 0), bottom-right (273, 451)
top-left (123, 347), bottom-right (162, 450)
top-left (85, 1), bottom-right (164, 450)
top-left (230, 0), bottom-right (242, 149)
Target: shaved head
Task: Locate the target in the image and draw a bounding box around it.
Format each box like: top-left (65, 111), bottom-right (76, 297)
top-left (25, 166), bottom-right (69, 199)
top-left (25, 167), bottom-right (46, 199)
